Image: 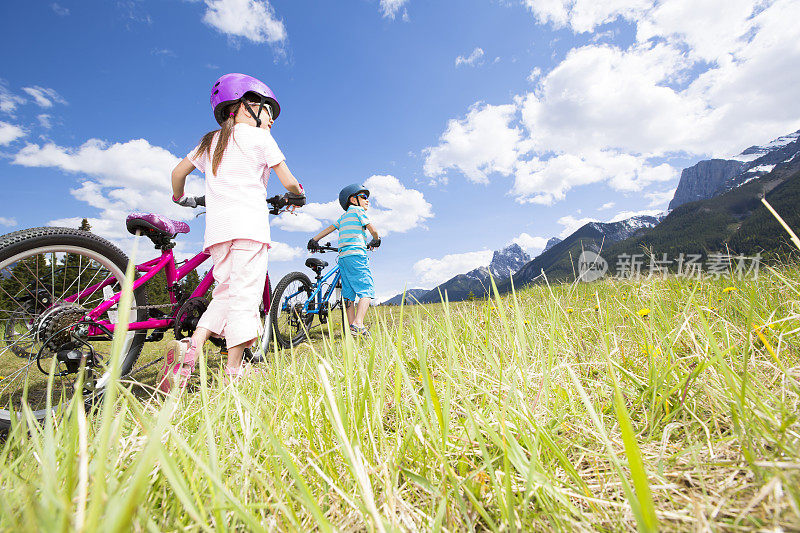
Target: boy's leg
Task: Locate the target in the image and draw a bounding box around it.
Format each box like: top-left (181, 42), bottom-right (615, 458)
top-left (353, 297), bottom-right (371, 328)
top-left (345, 300), bottom-right (356, 325)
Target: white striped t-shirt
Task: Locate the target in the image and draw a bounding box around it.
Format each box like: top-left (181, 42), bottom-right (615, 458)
top-left (188, 123), bottom-right (285, 250)
top-left (333, 206), bottom-right (371, 258)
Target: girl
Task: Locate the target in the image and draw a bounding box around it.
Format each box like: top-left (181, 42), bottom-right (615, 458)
top-left (160, 73), bottom-right (304, 392)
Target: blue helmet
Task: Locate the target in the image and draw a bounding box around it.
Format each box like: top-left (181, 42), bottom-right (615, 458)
top-left (338, 183), bottom-right (369, 210)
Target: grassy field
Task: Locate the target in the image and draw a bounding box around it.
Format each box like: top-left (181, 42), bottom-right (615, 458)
top-left (1, 265), bottom-right (799, 531)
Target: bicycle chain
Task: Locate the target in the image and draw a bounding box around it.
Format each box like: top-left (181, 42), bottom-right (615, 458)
top-left (130, 303), bottom-right (176, 311)
top-left (129, 355), bottom-right (166, 377)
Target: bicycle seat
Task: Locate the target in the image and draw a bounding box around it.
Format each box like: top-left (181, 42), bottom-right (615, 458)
top-left (126, 213), bottom-right (190, 238)
top-left (305, 258), bottom-right (328, 272)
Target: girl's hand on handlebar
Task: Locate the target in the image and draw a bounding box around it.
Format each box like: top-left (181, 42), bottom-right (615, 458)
top-left (173, 194), bottom-right (202, 208)
top-left (267, 192), bottom-right (306, 215)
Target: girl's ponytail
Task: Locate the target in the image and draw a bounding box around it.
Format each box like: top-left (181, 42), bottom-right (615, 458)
top-left (195, 101), bottom-right (238, 175)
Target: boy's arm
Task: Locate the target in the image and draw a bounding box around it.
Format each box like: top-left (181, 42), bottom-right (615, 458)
top-left (365, 223), bottom-right (379, 240)
top-left (312, 224), bottom-right (337, 242)
top-left (308, 224), bottom-right (337, 250)
top-left (271, 161), bottom-right (303, 195)
top-left (365, 223), bottom-right (381, 249)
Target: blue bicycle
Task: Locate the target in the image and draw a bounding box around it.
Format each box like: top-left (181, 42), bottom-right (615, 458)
top-left (269, 242), bottom-right (346, 347)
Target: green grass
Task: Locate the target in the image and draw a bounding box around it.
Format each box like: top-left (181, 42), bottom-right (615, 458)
top-left (1, 266), bottom-right (799, 531)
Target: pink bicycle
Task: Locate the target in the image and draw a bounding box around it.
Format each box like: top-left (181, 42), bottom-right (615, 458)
top-left (0, 195), bottom-right (294, 430)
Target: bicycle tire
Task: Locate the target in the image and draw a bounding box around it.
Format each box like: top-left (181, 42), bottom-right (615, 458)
top-left (270, 271), bottom-right (314, 348)
top-left (0, 227), bottom-right (148, 430)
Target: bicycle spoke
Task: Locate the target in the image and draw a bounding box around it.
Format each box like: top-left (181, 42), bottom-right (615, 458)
top-left (0, 231), bottom-right (145, 425)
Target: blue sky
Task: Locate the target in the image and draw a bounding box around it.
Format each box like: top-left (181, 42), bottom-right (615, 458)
top-left (1, 0), bottom-right (799, 301)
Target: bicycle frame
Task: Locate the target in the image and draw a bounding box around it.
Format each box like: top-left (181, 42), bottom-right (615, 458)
top-left (281, 264), bottom-right (341, 316)
top-left (61, 247), bottom-right (272, 338)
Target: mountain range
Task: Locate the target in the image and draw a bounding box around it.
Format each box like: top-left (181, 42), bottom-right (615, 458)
top-left (669, 130), bottom-right (799, 210)
top-left (384, 128), bottom-right (800, 304)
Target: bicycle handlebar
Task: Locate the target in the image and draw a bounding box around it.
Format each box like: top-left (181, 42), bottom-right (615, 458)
top-left (189, 195), bottom-right (297, 216)
top-left (314, 242), bottom-right (338, 253)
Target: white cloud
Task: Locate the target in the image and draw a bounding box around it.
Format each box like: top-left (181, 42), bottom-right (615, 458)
top-left (202, 0), bottom-right (287, 45)
top-left (0, 84), bottom-right (26, 114)
top-left (51, 3), bottom-right (69, 16)
top-left (424, 0), bottom-right (800, 205)
top-left (423, 103), bottom-right (521, 185)
top-left (278, 177), bottom-right (433, 237)
top-left (362, 175), bottom-right (433, 235)
top-left (268, 240), bottom-right (303, 262)
top-left (21, 86), bottom-right (66, 108)
top-left (455, 47), bottom-right (485, 67)
top-left (636, 0), bottom-right (756, 63)
top-left (380, 0), bottom-right (408, 19)
top-left (412, 249), bottom-right (492, 287)
top-left (0, 121), bottom-right (25, 145)
top-left (599, 201), bottom-right (615, 210)
top-left (37, 114), bottom-right (52, 129)
top-left (303, 200), bottom-right (343, 223)
top-left (557, 215), bottom-right (597, 238)
top-left (0, 217), bottom-right (17, 227)
top-left (644, 189), bottom-right (675, 208)
top-left (510, 232), bottom-right (548, 255)
top-left (12, 139), bottom-right (199, 245)
top-left (273, 211), bottom-right (323, 233)
top-left (523, 0), bottom-right (651, 33)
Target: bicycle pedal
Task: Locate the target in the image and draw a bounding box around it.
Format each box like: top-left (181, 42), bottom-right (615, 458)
top-left (145, 329), bottom-right (167, 342)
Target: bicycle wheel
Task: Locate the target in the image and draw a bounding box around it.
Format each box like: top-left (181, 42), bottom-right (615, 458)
top-left (327, 280), bottom-right (348, 336)
top-left (270, 272), bottom-right (314, 348)
top-left (0, 227), bottom-right (148, 431)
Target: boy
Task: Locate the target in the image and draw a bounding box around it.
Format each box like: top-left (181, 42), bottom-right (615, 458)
top-left (307, 183), bottom-right (380, 336)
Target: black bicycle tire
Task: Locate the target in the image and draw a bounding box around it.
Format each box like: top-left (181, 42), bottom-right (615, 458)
top-left (0, 227), bottom-right (148, 429)
top-left (269, 271), bottom-right (314, 348)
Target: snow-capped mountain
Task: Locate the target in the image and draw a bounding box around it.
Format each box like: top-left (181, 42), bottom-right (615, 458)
top-left (669, 129), bottom-right (800, 210)
top-left (488, 244), bottom-right (530, 279)
top-left (732, 130), bottom-right (800, 162)
top-left (543, 237), bottom-right (562, 253)
top-left (392, 244), bottom-right (531, 305)
top-left (587, 215), bottom-right (664, 244)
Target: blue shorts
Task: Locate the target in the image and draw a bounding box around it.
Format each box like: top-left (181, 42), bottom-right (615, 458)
top-left (338, 254), bottom-right (375, 302)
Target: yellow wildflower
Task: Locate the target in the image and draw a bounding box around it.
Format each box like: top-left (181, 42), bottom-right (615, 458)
top-left (594, 304), bottom-right (599, 310)
top-left (567, 308), bottom-right (574, 314)
top-left (723, 286), bottom-right (737, 293)
top-left (638, 308), bottom-right (650, 317)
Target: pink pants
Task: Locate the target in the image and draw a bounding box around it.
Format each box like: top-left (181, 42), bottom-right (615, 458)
top-left (197, 239), bottom-right (269, 348)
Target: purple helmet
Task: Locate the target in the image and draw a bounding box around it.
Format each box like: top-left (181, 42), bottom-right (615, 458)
top-left (210, 73), bottom-right (280, 125)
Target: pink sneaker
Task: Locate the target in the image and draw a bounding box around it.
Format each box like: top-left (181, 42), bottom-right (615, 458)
top-left (158, 339), bottom-right (197, 393)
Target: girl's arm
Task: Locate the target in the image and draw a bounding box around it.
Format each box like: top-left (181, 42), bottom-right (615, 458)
top-left (171, 157), bottom-right (196, 199)
top-left (272, 161), bottom-right (303, 195)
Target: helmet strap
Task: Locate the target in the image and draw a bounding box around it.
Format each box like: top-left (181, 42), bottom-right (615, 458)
top-left (241, 96), bottom-right (271, 128)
